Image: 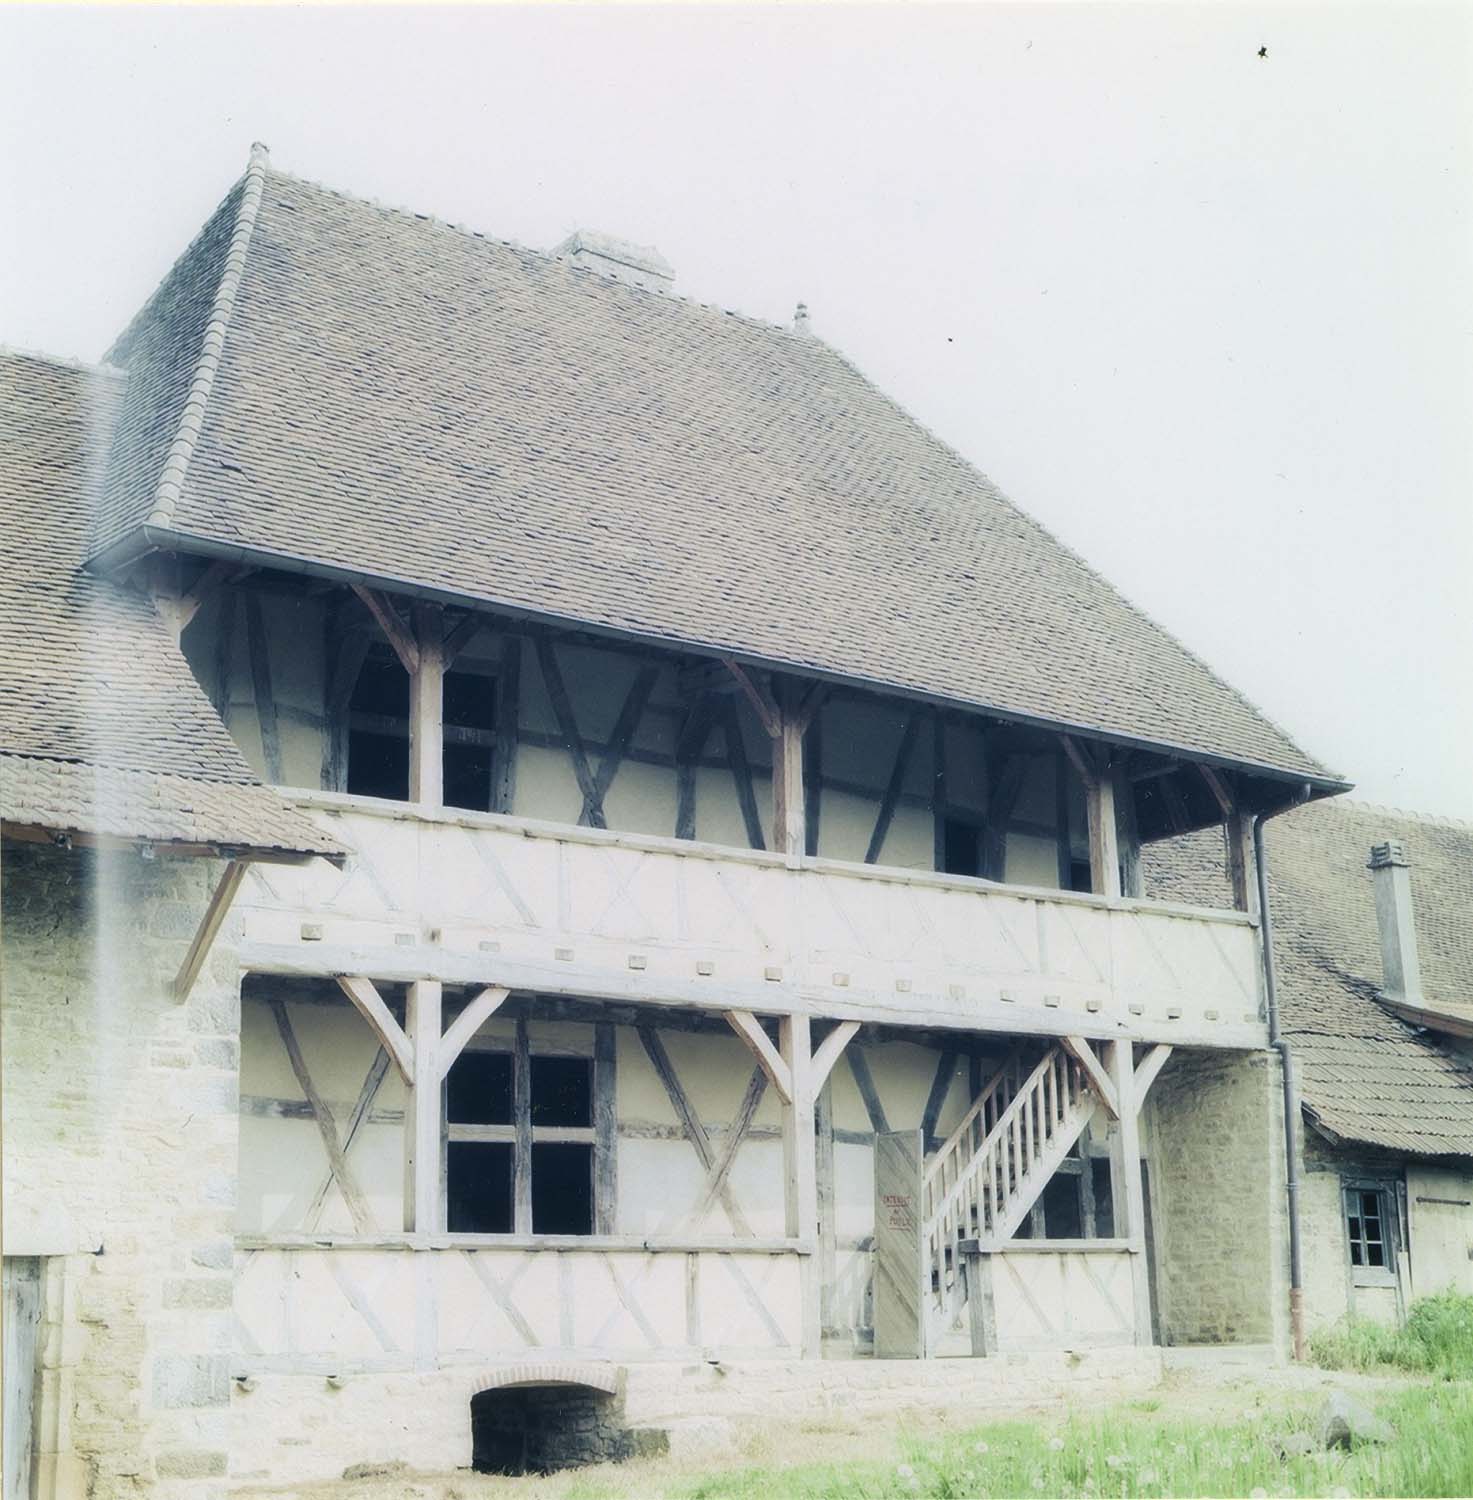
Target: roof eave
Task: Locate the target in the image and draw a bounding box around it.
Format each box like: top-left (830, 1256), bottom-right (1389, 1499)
top-left (92, 522), bottom-right (1351, 798)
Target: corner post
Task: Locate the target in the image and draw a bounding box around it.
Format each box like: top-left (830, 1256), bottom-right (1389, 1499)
top-left (1106, 1039), bottom-right (1152, 1344)
top-left (410, 603), bottom-right (445, 808)
top-left (780, 1013), bottom-right (819, 1355)
top-left (404, 979), bottom-right (443, 1233)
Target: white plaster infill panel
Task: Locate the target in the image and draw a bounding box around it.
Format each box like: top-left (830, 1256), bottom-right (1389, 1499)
top-left (990, 1247), bottom-right (1138, 1352)
top-left (238, 797), bottom-right (1265, 1048)
top-left (233, 1246), bottom-right (803, 1373)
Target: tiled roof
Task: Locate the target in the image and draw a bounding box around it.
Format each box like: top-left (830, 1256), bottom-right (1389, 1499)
top-left (0, 348), bottom-right (340, 859)
top-left (1145, 800), bottom-right (1473, 1159)
top-left (94, 149), bottom-right (1338, 787)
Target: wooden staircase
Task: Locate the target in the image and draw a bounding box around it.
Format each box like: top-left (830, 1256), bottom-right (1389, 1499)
top-left (921, 1042), bottom-right (1103, 1325)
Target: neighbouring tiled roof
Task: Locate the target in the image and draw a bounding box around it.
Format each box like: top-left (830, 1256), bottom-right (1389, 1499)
top-left (1145, 800), bottom-right (1473, 1159)
top-left (0, 348), bottom-right (340, 858)
top-left (94, 148), bottom-right (1339, 787)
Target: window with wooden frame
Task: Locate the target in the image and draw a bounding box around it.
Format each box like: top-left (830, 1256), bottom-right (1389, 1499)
top-left (1344, 1181), bottom-right (1398, 1282)
top-left (446, 1045), bottom-right (598, 1235)
top-left (345, 646), bottom-right (497, 810)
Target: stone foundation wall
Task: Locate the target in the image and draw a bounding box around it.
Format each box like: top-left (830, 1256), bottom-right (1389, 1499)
top-left (1, 843), bottom-right (244, 1500)
top-left (229, 1349), bottom-right (1162, 1486)
top-left (1147, 1048), bottom-right (1289, 1350)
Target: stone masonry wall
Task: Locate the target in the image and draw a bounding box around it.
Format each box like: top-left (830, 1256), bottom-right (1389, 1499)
top-left (1147, 1048), bottom-right (1289, 1349)
top-left (2, 842), bottom-right (243, 1499)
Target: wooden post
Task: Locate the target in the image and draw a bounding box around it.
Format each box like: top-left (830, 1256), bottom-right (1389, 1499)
top-left (779, 1014), bottom-right (819, 1356)
top-left (1226, 812), bottom-right (1260, 919)
top-left (1106, 1040), bottom-right (1153, 1344)
top-left (1113, 761), bottom-right (1143, 899)
top-left (594, 1022), bottom-right (618, 1235)
top-left (409, 603), bottom-right (445, 808)
top-left (772, 687), bottom-right (807, 857)
top-left (491, 635), bottom-right (521, 814)
top-left (513, 1018), bottom-right (533, 1233)
top-left (404, 979), bottom-right (443, 1233)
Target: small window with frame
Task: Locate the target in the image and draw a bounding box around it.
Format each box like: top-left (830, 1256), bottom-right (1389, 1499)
top-left (446, 1045), bottom-right (596, 1236)
top-left (1344, 1181), bottom-right (1397, 1283)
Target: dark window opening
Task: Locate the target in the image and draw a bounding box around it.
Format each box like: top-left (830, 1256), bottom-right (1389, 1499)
top-left (344, 647), bottom-right (497, 810)
top-left (1041, 1171), bottom-right (1083, 1240)
top-left (1068, 858), bottom-right (1094, 894)
top-left (448, 1141), bottom-right (513, 1233)
top-left (1090, 1158), bottom-right (1115, 1237)
top-left (532, 1142), bottom-right (594, 1234)
top-left (445, 1051), bottom-right (596, 1237)
top-left (448, 1052), bottom-right (513, 1126)
top-left (530, 1057), bottom-right (592, 1127)
top-left (1347, 1186), bottom-right (1391, 1270)
top-left (942, 818), bottom-right (982, 877)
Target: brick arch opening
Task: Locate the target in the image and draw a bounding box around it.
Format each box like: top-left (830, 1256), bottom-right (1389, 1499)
top-left (468, 1365), bottom-right (647, 1476)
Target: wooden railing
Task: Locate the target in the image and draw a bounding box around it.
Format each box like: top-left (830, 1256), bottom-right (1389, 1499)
top-left (923, 1044), bottom-right (1100, 1314)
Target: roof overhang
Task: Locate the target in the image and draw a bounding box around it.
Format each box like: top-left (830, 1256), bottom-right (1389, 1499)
top-left (90, 523), bottom-right (1355, 804)
top-left (1, 819), bottom-right (335, 867)
top-left (1375, 992), bottom-right (1473, 1042)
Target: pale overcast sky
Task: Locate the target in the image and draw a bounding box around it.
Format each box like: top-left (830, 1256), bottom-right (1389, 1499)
top-left (3, 3), bottom-right (1469, 816)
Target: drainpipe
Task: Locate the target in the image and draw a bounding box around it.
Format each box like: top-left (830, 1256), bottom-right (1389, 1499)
top-left (1254, 788), bottom-right (1310, 1362)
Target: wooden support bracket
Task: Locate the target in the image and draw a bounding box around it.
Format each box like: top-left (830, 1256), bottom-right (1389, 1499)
top-left (441, 610), bottom-right (484, 667)
top-left (351, 584), bottom-right (420, 673)
top-left (438, 986), bottom-right (510, 1080)
top-left (719, 657), bottom-right (782, 738)
top-left (725, 1009), bottom-right (794, 1103)
top-left (173, 859), bottom-right (248, 1002)
top-left (1060, 1035), bottom-right (1120, 1120)
top-left (1133, 1043), bottom-right (1174, 1105)
top-left (811, 1020), bottom-right (861, 1093)
top-left (336, 975), bottom-right (416, 1085)
top-left (1199, 764), bottom-right (1236, 818)
top-left (1060, 734), bottom-right (1098, 787)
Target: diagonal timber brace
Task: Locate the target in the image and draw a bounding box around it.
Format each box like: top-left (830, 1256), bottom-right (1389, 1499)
top-left (174, 859), bottom-right (249, 1002)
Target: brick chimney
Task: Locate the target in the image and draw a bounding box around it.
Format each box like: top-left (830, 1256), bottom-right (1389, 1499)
top-left (1368, 840), bottom-right (1424, 1001)
top-left (553, 230), bottom-right (674, 293)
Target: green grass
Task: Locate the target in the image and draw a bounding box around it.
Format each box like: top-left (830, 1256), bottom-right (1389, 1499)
top-left (1311, 1293), bottom-right (1473, 1380)
top-left (559, 1383), bottom-right (1473, 1500)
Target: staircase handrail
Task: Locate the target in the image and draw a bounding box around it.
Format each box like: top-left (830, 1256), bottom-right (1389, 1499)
top-left (922, 1048), bottom-right (1067, 1237)
top-left (923, 1045), bottom-right (1026, 1189)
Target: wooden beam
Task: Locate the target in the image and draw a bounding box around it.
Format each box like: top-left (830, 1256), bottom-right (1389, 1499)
top-left (690, 1067), bottom-right (767, 1225)
top-left (438, 986), bottom-right (510, 1079)
top-left (725, 1010), bottom-right (794, 1103)
top-left (920, 1048), bottom-right (959, 1146)
top-left (803, 707), bottom-right (823, 857)
top-left (721, 700), bottom-right (767, 851)
top-left (1055, 752), bottom-right (1074, 889)
top-left (404, 979), bottom-right (443, 1233)
top-left (441, 610), bottom-right (484, 667)
top-left (244, 593), bottom-right (283, 784)
top-left (811, 1020), bottom-right (861, 1092)
top-left (1061, 735), bottom-right (1097, 788)
top-left (865, 711), bottom-right (922, 865)
top-left (536, 637), bottom-right (605, 828)
top-left (335, 976), bottom-right (415, 1085)
top-left (1086, 754), bottom-right (1122, 898)
top-left (513, 1017), bottom-right (533, 1233)
top-left (351, 585), bottom-right (419, 673)
top-left (1060, 1035), bottom-right (1120, 1120)
top-left (780, 1013), bottom-right (819, 1354)
top-left (305, 1048), bottom-right (390, 1231)
top-left (1114, 760), bottom-right (1144, 899)
top-left (1133, 1043), bottom-right (1174, 1105)
top-left (932, 711), bottom-right (949, 873)
top-left (409, 603), bottom-right (445, 809)
top-left (173, 859), bottom-right (247, 1002)
top-left (491, 635), bottom-right (521, 814)
top-left (211, 589), bottom-right (236, 719)
top-left (816, 1075), bottom-right (836, 1336)
top-left (582, 665), bottom-right (658, 825)
top-left (847, 1047), bottom-right (891, 1135)
top-left (1106, 1039), bottom-right (1153, 1344)
top-left (270, 999), bottom-right (374, 1234)
top-left (981, 751), bottom-right (1028, 882)
top-left (719, 657), bottom-right (781, 738)
top-left (322, 626), bottom-right (370, 792)
top-left (594, 1022), bottom-right (618, 1235)
top-left (674, 695), bottom-right (712, 841)
top-left (1199, 765), bottom-right (1236, 819)
top-left (1225, 813), bottom-right (1259, 918)
top-left (770, 686), bottom-right (806, 857)
top-left (637, 1027), bottom-right (753, 1234)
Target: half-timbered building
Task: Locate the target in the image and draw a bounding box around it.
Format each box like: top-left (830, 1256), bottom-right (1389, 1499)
top-left (2, 145), bottom-right (1356, 1494)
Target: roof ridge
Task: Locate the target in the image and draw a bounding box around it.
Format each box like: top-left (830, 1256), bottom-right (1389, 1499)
top-left (1319, 796), bottom-right (1473, 834)
top-left (262, 157), bottom-right (812, 343)
top-left (138, 142), bottom-right (272, 530)
top-left (0, 344), bottom-right (127, 380)
top-left (819, 340), bottom-right (1342, 786)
